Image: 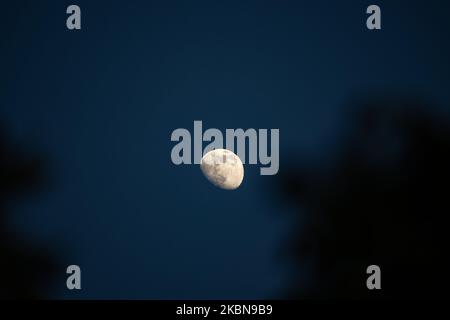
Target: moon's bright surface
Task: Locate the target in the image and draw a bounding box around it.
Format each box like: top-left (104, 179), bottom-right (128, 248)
top-left (200, 149), bottom-right (244, 190)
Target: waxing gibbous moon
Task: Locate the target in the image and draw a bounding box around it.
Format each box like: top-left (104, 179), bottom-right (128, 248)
top-left (200, 149), bottom-right (244, 190)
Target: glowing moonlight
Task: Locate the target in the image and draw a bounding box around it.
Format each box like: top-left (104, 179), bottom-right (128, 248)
top-left (200, 149), bottom-right (244, 190)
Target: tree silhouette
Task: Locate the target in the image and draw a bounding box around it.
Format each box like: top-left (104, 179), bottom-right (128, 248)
top-left (0, 129), bottom-right (56, 299)
top-left (279, 97), bottom-right (450, 298)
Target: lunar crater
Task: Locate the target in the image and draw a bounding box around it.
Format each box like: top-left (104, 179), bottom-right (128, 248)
top-left (200, 149), bottom-right (244, 190)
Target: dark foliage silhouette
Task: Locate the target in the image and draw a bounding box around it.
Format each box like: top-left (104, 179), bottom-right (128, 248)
top-left (0, 129), bottom-right (56, 299)
top-left (280, 97), bottom-right (450, 298)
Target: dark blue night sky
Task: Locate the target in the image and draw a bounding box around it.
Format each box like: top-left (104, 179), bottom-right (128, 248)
top-left (1, 1), bottom-right (450, 298)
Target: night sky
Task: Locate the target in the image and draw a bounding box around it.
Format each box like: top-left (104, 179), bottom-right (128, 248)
top-left (1, 0), bottom-right (450, 298)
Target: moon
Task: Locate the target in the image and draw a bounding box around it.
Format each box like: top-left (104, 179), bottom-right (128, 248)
top-left (200, 149), bottom-right (244, 190)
